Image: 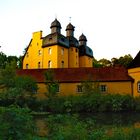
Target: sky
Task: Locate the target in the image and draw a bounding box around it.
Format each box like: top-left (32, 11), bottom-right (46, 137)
top-left (0, 0), bottom-right (140, 60)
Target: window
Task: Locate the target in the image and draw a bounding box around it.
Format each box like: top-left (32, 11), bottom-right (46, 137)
top-left (100, 85), bottom-right (107, 92)
top-left (26, 64), bottom-right (29, 69)
top-left (76, 48), bottom-right (78, 52)
top-left (71, 48), bottom-right (73, 51)
top-left (56, 85), bottom-right (60, 93)
top-left (38, 50), bottom-right (41, 56)
top-left (61, 48), bottom-right (64, 55)
top-left (48, 48), bottom-right (52, 55)
top-left (77, 85), bottom-right (83, 93)
top-left (26, 52), bottom-right (29, 58)
top-left (38, 62), bottom-right (41, 69)
top-left (37, 43), bottom-right (39, 46)
top-left (48, 60), bottom-right (52, 68)
top-left (61, 61), bottom-right (64, 68)
top-left (137, 82), bottom-right (140, 93)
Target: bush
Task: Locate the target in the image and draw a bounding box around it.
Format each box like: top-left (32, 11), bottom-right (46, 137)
top-left (0, 106), bottom-right (36, 140)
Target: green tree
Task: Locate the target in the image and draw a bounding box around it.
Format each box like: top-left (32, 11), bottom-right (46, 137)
top-left (0, 52), bottom-right (7, 69)
top-left (0, 106), bottom-right (36, 140)
top-left (44, 69), bottom-right (59, 99)
top-left (98, 58), bottom-right (111, 67)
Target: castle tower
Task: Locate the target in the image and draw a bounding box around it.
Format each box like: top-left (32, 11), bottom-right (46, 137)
top-left (66, 23), bottom-right (79, 68)
top-left (42, 19), bottom-right (69, 68)
top-left (50, 18), bottom-right (61, 34)
top-left (79, 34), bottom-right (93, 67)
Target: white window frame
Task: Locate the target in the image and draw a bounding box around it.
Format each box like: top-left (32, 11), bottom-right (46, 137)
top-left (137, 82), bottom-right (140, 93)
top-left (38, 50), bottom-right (41, 56)
top-left (48, 60), bottom-right (52, 68)
top-left (48, 48), bottom-right (52, 55)
top-left (61, 48), bottom-right (64, 55)
top-left (100, 85), bottom-right (107, 93)
top-left (77, 85), bottom-right (83, 93)
top-left (26, 64), bottom-right (29, 69)
top-left (38, 62), bottom-right (41, 69)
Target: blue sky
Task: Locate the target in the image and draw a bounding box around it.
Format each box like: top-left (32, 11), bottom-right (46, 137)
top-left (0, 0), bottom-right (140, 60)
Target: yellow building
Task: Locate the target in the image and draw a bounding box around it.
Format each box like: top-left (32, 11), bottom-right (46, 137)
top-left (128, 51), bottom-right (140, 97)
top-left (20, 18), bottom-right (140, 98)
top-left (22, 19), bottom-right (93, 69)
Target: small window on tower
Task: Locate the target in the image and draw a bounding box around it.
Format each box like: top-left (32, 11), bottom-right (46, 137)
top-left (48, 48), bottom-right (52, 55)
top-left (61, 48), bottom-right (64, 55)
top-left (26, 64), bottom-right (29, 69)
top-left (38, 62), bottom-right (41, 69)
top-left (76, 48), bottom-right (78, 52)
top-left (26, 52), bottom-right (29, 58)
top-left (38, 50), bottom-right (41, 56)
top-left (137, 82), bottom-right (140, 93)
top-left (48, 60), bottom-right (52, 68)
top-left (61, 61), bottom-right (64, 68)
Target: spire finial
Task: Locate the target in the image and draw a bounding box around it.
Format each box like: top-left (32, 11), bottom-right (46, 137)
top-left (55, 14), bottom-right (57, 19)
top-left (69, 17), bottom-right (71, 23)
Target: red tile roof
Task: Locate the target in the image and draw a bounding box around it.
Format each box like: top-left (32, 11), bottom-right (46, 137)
top-left (16, 67), bottom-right (133, 83)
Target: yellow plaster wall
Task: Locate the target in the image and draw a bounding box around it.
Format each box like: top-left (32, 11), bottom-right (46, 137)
top-left (42, 45), bottom-right (68, 68)
top-left (100, 82), bottom-right (132, 95)
top-left (36, 81), bottom-right (132, 98)
top-left (79, 56), bottom-right (93, 67)
top-left (68, 47), bottom-right (79, 68)
top-left (128, 67), bottom-right (140, 97)
top-left (23, 31), bottom-right (43, 69)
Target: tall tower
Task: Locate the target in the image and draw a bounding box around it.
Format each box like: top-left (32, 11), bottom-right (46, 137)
top-left (66, 23), bottom-right (79, 68)
top-left (79, 34), bottom-right (93, 67)
top-left (42, 19), bottom-right (69, 68)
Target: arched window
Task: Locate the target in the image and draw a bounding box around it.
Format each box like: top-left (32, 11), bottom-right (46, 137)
top-left (38, 62), bottom-right (41, 69)
top-left (26, 64), bottom-right (29, 69)
top-left (48, 60), bottom-right (52, 68)
top-left (48, 48), bottom-right (52, 55)
top-left (61, 61), bottom-right (64, 68)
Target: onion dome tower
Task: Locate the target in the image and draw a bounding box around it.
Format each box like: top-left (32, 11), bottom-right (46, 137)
top-left (79, 33), bottom-right (87, 46)
top-left (79, 34), bottom-right (93, 67)
top-left (50, 18), bottom-right (62, 34)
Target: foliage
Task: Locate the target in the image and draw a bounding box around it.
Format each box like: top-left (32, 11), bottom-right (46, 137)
top-left (93, 54), bottom-right (133, 68)
top-left (45, 114), bottom-right (140, 140)
top-left (44, 69), bottom-right (59, 99)
top-left (0, 62), bottom-right (38, 107)
top-left (0, 106), bottom-right (36, 140)
top-left (81, 79), bottom-right (100, 95)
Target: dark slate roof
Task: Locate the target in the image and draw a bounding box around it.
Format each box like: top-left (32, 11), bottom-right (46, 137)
top-left (16, 67), bottom-right (133, 83)
top-left (66, 36), bottom-right (79, 48)
top-left (66, 23), bottom-right (75, 31)
top-left (42, 33), bottom-right (69, 48)
top-left (128, 51), bottom-right (140, 69)
top-left (50, 18), bottom-right (61, 29)
top-left (79, 45), bottom-right (93, 58)
top-left (79, 34), bottom-right (87, 41)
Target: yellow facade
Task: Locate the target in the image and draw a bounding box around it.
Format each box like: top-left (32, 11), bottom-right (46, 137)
top-left (22, 19), bottom-right (93, 69)
top-left (23, 31), bottom-right (43, 69)
top-left (128, 67), bottom-right (140, 97)
top-left (36, 81), bottom-right (132, 99)
top-left (42, 45), bottom-right (68, 68)
top-left (68, 47), bottom-right (79, 68)
top-left (79, 56), bottom-right (93, 67)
